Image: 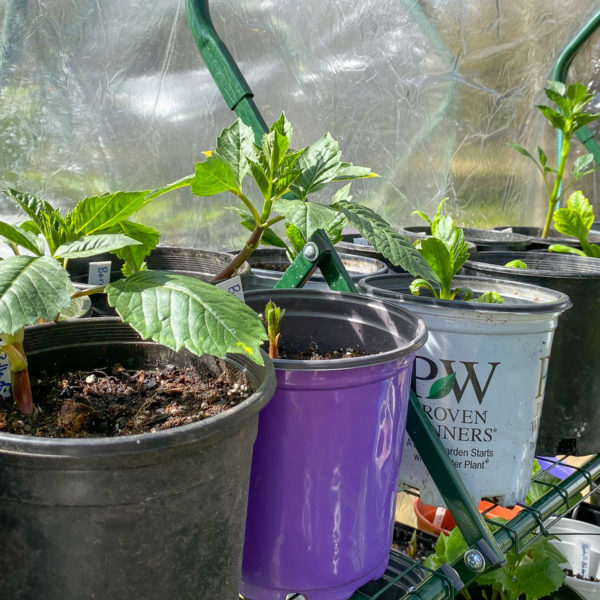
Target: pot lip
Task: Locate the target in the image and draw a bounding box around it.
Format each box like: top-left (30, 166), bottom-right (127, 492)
top-left (358, 273), bottom-right (572, 314)
top-left (399, 225), bottom-right (532, 243)
top-left (0, 319), bottom-right (276, 455)
top-left (244, 288), bottom-right (427, 371)
top-left (464, 251), bottom-right (600, 278)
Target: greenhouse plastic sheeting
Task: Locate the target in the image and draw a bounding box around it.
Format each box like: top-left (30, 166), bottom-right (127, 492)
top-left (0, 1), bottom-right (599, 249)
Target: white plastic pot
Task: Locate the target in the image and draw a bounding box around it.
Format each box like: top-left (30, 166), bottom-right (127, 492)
top-left (549, 518), bottom-right (600, 600)
top-left (358, 274), bottom-right (571, 507)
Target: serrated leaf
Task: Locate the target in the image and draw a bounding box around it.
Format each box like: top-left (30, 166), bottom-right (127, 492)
top-left (0, 222), bottom-right (44, 256)
top-left (546, 80), bottom-right (566, 97)
top-left (66, 191), bottom-right (151, 236)
top-left (427, 373), bottom-right (456, 399)
top-left (517, 553), bottom-right (565, 600)
top-left (573, 153), bottom-right (594, 178)
top-left (544, 88), bottom-right (571, 115)
top-left (191, 155), bottom-right (239, 197)
top-left (55, 234), bottom-right (142, 259)
top-left (270, 113), bottom-right (293, 138)
top-left (334, 200), bottom-right (438, 282)
top-left (572, 113), bottom-right (600, 132)
top-left (110, 221), bottom-right (161, 275)
top-left (0, 256), bottom-right (72, 335)
top-left (273, 198), bottom-right (340, 242)
top-left (536, 105), bottom-right (566, 131)
top-left (215, 119), bottom-right (256, 185)
top-left (289, 133), bottom-right (342, 200)
top-left (470, 291), bottom-right (504, 304)
top-left (105, 270), bottom-right (266, 364)
top-left (324, 211), bottom-right (346, 245)
top-left (5, 188), bottom-right (57, 225)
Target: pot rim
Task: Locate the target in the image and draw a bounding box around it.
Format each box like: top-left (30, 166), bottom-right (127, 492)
top-left (0, 318), bottom-right (276, 455)
top-left (358, 273), bottom-right (571, 314)
top-left (245, 288), bottom-right (427, 371)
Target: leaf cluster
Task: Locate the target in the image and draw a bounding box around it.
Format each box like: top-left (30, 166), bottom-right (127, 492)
top-left (549, 191), bottom-right (600, 258)
top-left (408, 200), bottom-right (503, 303)
top-left (424, 520), bottom-right (566, 600)
top-left (186, 114), bottom-right (436, 279)
top-left (510, 81), bottom-right (600, 238)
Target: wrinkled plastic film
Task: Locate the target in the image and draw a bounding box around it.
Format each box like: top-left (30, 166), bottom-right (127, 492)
top-left (0, 0), bottom-right (599, 250)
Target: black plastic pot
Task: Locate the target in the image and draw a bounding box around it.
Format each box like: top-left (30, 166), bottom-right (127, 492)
top-left (492, 226), bottom-right (600, 251)
top-left (461, 251), bottom-right (600, 455)
top-left (0, 318), bottom-right (275, 600)
top-left (399, 225), bottom-right (530, 252)
top-left (238, 247), bottom-right (387, 290)
top-left (67, 246), bottom-right (250, 316)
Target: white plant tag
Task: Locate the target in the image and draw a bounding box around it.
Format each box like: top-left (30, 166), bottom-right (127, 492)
top-left (88, 261), bottom-right (112, 285)
top-left (216, 275), bottom-right (244, 301)
top-left (0, 352), bottom-right (11, 397)
top-left (352, 237), bottom-right (369, 246)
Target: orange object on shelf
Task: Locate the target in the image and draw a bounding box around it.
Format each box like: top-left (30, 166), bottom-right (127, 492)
top-left (413, 498), bottom-right (522, 536)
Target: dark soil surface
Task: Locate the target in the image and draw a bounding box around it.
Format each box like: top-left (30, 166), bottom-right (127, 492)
top-left (0, 362), bottom-right (253, 438)
top-left (392, 522), bottom-right (438, 563)
top-left (565, 569), bottom-right (600, 582)
top-left (278, 343), bottom-right (368, 360)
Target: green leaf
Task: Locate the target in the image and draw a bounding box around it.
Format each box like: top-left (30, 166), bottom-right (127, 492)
top-left (5, 188), bottom-right (57, 226)
top-left (66, 191), bottom-right (151, 236)
top-left (191, 155), bottom-right (240, 197)
top-left (146, 174), bottom-right (193, 200)
top-left (552, 193), bottom-right (591, 242)
top-left (285, 222), bottom-right (306, 256)
top-left (505, 259), bottom-right (528, 269)
top-left (0, 222), bottom-right (44, 256)
top-left (572, 113), bottom-right (600, 132)
top-left (567, 191), bottom-right (594, 230)
top-left (0, 256), bottom-right (73, 335)
top-left (409, 278), bottom-right (437, 297)
top-left (324, 211), bottom-right (346, 245)
top-left (106, 270), bottom-right (267, 364)
top-left (215, 119), bottom-right (256, 185)
top-left (546, 80), bottom-right (566, 97)
top-left (289, 133), bottom-right (342, 200)
top-left (110, 220), bottom-right (161, 275)
top-left (536, 105), bottom-right (566, 131)
top-left (587, 244), bottom-right (600, 258)
top-left (55, 234), bottom-right (142, 259)
top-left (573, 154), bottom-right (594, 179)
top-left (57, 295), bottom-right (91, 320)
top-left (548, 243), bottom-right (585, 256)
top-left (517, 550), bottom-right (566, 600)
top-left (470, 291), bottom-right (504, 304)
top-left (510, 142), bottom-right (538, 164)
top-left (427, 373), bottom-right (456, 399)
top-left (273, 198), bottom-right (340, 242)
top-left (412, 210), bottom-right (431, 225)
top-left (418, 237), bottom-right (454, 297)
top-left (333, 162), bottom-right (376, 180)
top-left (334, 200), bottom-right (438, 282)
top-left (544, 88), bottom-right (571, 115)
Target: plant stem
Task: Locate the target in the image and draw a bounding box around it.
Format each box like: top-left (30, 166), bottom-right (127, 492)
top-left (2, 336), bottom-right (33, 414)
top-left (210, 226), bottom-right (265, 282)
top-left (542, 132), bottom-right (572, 238)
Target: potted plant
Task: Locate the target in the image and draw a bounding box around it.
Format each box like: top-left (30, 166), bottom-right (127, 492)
top-left (461, 248), bottom-right (600, 456)
top-left (2, 187), bottom-right (253, 316)
top-left (181, 114), bottom-right (436, 289)
top-left (0, 192), bottom-right (276, 598)
top-left (501, 80), bottom-right (600, 249)
top-left (357, 207), bottom-right (571, 507)
top-left (240, 289), bottom-right (427, 600)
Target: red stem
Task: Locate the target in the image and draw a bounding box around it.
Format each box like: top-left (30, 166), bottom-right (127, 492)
top-left (12, 366), bottom-right (33, 415)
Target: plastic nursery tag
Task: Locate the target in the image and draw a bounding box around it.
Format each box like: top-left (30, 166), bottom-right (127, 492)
top-left (0, 352), bottom-right (11, 398)
top-left (88, 261), bottom-right (112, 285)
top-left (352, 237), bottom-right (369, 246)
top-left (216, 275), bottom-right (244, 301)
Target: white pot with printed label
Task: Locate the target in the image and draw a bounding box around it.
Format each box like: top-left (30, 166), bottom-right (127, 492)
top-left (548, 518), bottom-right (600, 599)
top-left (358, 274), bottom-right (571, 507)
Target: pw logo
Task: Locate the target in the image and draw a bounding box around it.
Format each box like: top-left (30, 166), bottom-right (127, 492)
top-left (411, 356), bottom-right (500, 405)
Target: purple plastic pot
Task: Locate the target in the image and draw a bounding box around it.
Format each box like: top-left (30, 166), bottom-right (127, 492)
top-left (241, 289), bottom-right (427, 600)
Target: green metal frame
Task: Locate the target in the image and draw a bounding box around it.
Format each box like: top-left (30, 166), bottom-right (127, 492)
top-left (186, 2), bottom-right (600, 597)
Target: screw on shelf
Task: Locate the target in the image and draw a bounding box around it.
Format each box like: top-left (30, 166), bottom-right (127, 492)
top-left (464, 549), bottom-right (485, 573)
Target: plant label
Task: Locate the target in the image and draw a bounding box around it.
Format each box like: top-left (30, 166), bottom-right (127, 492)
top-left (88, 261), bottom-right (112, 285)
top-left (352, 237), bottom-right (369, 246)
top-left (0, 352), bottom-right (11, 397)
top-left (216, 275), bottom-right (244, 301)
